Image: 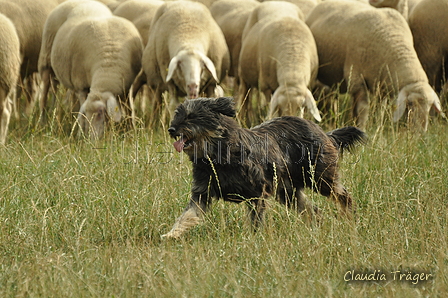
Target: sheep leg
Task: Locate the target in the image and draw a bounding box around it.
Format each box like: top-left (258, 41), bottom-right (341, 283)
top-left (237, 80), bottom-right (253, 126)
top-left (131, 69), bottom-right (146, 99)
top-left (24, 74), bottom-right (37, 116)
top-left (0, 90), bottom-right (11, 144)
top-left (39, 69), bottom-right (52, 124)
top-left (352, 87), bottom-right (369, 129)
top-left (262, 88), bottom-right (273, 115)
top-left (148, 86), bottom-right (163, 127)
top-left (167, 84), bottom-right (179, 120)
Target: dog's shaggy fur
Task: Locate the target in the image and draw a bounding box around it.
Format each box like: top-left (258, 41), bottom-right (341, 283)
top-left (163, 97), bottom-right (366, 238)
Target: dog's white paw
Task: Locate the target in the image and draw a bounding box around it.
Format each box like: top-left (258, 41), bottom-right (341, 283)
top-left (161, 210), bottom-right (201, 239)
top-left (161, 229), bottom-right (183, 239)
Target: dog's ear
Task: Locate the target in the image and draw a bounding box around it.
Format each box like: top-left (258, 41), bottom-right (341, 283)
top-left (208, 97), bottom-right (236, 117)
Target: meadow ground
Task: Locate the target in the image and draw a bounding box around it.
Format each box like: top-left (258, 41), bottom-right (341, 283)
top-left (0, 91), bottom-right (447, 297)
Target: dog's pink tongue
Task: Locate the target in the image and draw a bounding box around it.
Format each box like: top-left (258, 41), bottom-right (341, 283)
top-left (173, 138), bottom-right (185, 152)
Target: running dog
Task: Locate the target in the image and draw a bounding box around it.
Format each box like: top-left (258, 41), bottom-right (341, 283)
top-left (163, 97), bottom-right (366, 238)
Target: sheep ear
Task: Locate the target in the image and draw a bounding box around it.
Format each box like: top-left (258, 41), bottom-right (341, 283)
top-left (430, 91), bottom-right (447, 118)
top-left (268, 89), bottom-right (280, 118)
top-left (106, 95), bottom-right (121, 122)
top-left (166, 56), bottom-right (179, 83)
top-left (199, 52), bottom-right (219, 83)
top-left (214, 85), bottom-right (224, 97)
top-left (78, 101), bottom-right (87, 118)
top-left (208, 97), bottom-right (236, 117)
top-left (393, 89), bottom-right (407, 122)
top-left (305, 89), bottom-right (321, 122)
top-left (77, 101), bottom-right (87, 131)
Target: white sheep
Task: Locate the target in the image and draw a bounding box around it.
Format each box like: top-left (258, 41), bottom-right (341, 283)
top-left (408, 0), bottom-right (448, 97)
top-left (209, 0), bottom-right (259, 84)
top-left (238, 1), bottom-right (316, 125)
top-left (142, 1), bottom-right (230, 116)
top-left (306, 0), bottom-right (443, 131)
top-left (113, 0), bottom-right (164, 46)
top-left (0, 13), bottom-right (21, 144)
top-left (39, 0), bottom-right (103, 122)
top-left (0, 0), bottom-right (62, 116)
top-left (239, 16), bottom-right (321, 121)
top-left (39, 0), bottom-right (143, 139)
top-left (369, 0), bottom-right (422, 20)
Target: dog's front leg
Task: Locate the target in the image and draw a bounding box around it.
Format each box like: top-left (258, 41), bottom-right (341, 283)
top-left (162, 194), bottom-right (210, 239)
top-left (246, 198), bottom-right (266, 231)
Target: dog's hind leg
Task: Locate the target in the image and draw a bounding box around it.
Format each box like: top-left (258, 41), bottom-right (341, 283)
top-left (319, 180), bottom-right (354, 216)
top-left (162, 195), bottom-right (210, 239)
top-left (277, 185), bottom-right (319, 224)
top-left (293, 191), bottom-right (321, 224)
top-left (246, 198), bottom-right (266, 230)
top-left (331, 184), bottom-right (354, 215)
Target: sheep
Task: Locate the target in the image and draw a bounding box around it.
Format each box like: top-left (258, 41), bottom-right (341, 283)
top-left (113, 0), bottom-right (165, 46)
top-left (113, 0), bottom-right (165, 122)
top-left (258, 0), bottom-right (318, 18)
top-left (0, 0), bottom-right (62, 116)
top-left (238, 16), bottom-right (321, 123)
top-left (39, 0), bottom-right (143, 139)
top-left (306, 0), bottom-right (443, 132)
top-left (0, 13), bottom-right (21, 144)
top-left (209, 0), bottom-right (259, 84)
top-left (39, 0), bottom-right (102, 123)
top-left (408, 0), bottom-right (448, 98)
top-left (237, 1), bottom-right (312, 123)
top-left (141, 1), bottom-right (230, 117)
top-left (369, 0), bottom-right (422, 20)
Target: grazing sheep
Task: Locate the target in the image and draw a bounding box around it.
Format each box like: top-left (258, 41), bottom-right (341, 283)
top-left (113, 0), bottom-right (164, 46)
top-left (209, 0), bottom-right (259, 82)
top-left (239, 16), bottom-right (321, 121)
top-left (238, 1), bottom-right (317, 123)
top-left (369, 0), bottom-right (422, 20)
top-left (39, 0), bottom-right (102, 123)
top-left (113, 0), bottom-right (165, 122)
top-left (141, 1), bottom-right (230, 117)
top-left (0, 0), bottom-right (62, 116)
top-left (306, 0), bottom-right (443, 131)
top-left (408, 0), bottom-right (448, 97)
top-left (39, 0), bottom-right (143, 139)
top-left (0, 13), bottom-right (21, 144)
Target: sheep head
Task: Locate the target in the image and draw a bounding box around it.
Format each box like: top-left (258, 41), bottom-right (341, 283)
top-left (78, 91), bottom-right (122, 139)
top-left (165, 49), bottom-right (219, 99)
top-left (269, 86), bottom-right (322, 121)
top-left (393, 82), bottom-right (444, 132)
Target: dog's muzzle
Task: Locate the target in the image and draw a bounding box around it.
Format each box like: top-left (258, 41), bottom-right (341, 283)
top-left (168, 127), bottom-right (191, 152)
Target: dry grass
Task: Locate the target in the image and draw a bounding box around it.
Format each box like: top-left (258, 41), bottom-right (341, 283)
top-left (0, 89), bottom-right (447, 297)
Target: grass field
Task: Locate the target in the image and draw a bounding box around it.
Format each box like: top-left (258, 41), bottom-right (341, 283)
top-left (0, 91), bottom-right (447, 297)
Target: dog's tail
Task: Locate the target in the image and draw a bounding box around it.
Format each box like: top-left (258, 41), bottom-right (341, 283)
top-left (327, 126), bottom-right (367, 154)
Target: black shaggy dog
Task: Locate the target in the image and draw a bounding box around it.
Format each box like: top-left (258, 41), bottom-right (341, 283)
top-left (163, 97), bottom-right (366, 238)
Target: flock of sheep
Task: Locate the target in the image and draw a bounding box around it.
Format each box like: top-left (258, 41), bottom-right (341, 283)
top-left (0, 0), bottom-right (447, 143)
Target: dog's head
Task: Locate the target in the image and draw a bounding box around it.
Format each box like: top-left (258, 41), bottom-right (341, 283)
top-left (168, 97), bottom-right (236, 157)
